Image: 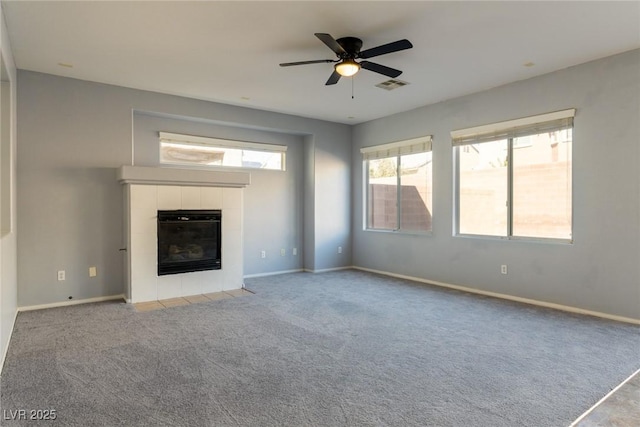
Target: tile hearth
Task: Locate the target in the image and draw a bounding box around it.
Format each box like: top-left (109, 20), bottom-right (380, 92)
top-left (133, 288), bottom-right (254, 312)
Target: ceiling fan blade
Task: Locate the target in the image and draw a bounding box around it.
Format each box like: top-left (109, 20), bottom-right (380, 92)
top-left (360, 61), bottom-right (403, 78)
top-left (315, 33), bottom-right (346, 55)
top-left (280, 59), bottom-right (335, 67)
top-left (325, 70), bottom-right (341, 85)
top-left (358, 39), bottom-right (413, 59)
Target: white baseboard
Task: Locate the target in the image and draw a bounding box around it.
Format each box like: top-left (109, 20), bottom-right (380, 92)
top-left (353, 266), bottom-right (640, 325)
top-left (18, 294), bottom-right (125, 312)
top-left (0, 308), bottom-right (18, 375)
top-left (304, 266), bottom-right (354, 274)
top-left (243, 269), bottom-right (304, 279)
top-left (243, 266), bottom-right (353, 278)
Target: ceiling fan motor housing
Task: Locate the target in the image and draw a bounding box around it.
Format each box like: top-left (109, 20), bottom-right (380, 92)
top-left (336, 37), bottom-right (363, 58)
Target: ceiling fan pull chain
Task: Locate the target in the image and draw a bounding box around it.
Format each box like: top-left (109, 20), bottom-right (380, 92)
top-left (351, 76), bottom-right (355, 99)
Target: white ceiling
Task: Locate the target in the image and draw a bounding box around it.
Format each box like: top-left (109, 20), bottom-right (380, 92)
top-left (3, 1), bottom-right (639, 124)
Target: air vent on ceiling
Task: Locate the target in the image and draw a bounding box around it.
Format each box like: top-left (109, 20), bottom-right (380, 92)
top-left (375, 79), bottom-right (410, 90)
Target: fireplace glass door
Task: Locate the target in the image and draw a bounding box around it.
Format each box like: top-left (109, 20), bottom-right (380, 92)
top-left (157, 210), bottom-right (221, 276)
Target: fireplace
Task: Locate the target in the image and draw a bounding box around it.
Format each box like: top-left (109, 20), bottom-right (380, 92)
top-left (119, 167), bottom-right (249, 303)
top-left (157, 210), bottom-right (222, 276)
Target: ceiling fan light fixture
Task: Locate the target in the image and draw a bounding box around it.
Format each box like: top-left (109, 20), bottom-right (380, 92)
top-left (335, 59), bottom-right (360, 77)
top-left (280, 33), bottom-right (412, 86)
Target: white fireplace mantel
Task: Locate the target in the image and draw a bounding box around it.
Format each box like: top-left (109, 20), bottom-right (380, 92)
top-left (118, 165), bottom-right (251, 187)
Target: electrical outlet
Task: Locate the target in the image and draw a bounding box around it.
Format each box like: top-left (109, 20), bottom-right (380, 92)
top-left (338, 246), bottom-right (343, 254)
top-left (57, 270), bottom-right (65, 281)
top-left (292, 248), bottom-right (297, 256)
top-left (89, 266), bottom-right (97, 277)
top-left (261, 250), bottom-right (266, 259)
top-left (501, 265), bottom-right (508, 275)
top-left (280, 249), bottom-right (286, 257)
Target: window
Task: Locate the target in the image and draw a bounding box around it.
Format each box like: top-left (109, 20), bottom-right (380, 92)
top-left (362, 136), bottom-right (433, 232)
top-left (452, 109), bottom-right (574, 241)
top-left (159, 132), bottom-right (286, 171)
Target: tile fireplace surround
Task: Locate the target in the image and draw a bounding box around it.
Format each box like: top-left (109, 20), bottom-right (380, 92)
top-left (118, 166), bottom-right (250, 304)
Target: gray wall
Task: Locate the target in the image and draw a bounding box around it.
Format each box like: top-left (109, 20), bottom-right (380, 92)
top-left (15, 50), bottom-right (639, 319)
top-left (17, 71), bottom-right (351, 307)
top-left (352, 49), bottom-right (640, 319)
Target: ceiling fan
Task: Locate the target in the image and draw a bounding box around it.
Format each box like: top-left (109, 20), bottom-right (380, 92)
top-left (279, 33), bottom-right (413, 85)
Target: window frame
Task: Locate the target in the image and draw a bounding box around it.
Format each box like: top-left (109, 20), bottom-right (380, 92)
top-left (452, 109), bottom-right (575, 243)
top-left (361, 136), bottom-right (433, 234)
top-left (159, 132), bottom-right (287, 171)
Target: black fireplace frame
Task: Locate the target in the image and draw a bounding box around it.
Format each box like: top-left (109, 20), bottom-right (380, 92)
top-left (157, 209), bottom-right (222, 276)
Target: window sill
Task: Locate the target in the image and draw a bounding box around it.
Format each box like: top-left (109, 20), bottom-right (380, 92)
top-left (364, 228), bottom-right (433, 237)
top-left (454, 233), bottom-right (573, 245)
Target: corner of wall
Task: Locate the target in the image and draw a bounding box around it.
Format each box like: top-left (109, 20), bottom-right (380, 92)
top-left (0, 2), bottom-right (19, 373)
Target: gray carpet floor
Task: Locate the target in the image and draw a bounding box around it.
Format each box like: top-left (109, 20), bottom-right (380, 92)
top-left (1, 270), bottom-right (638, 426)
